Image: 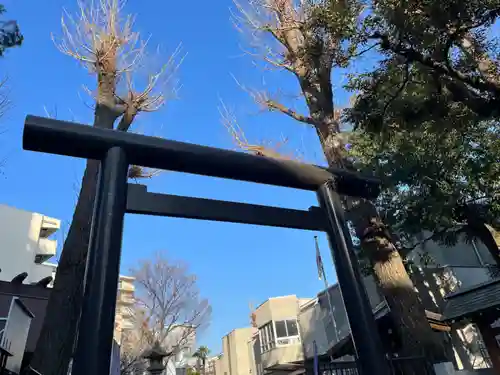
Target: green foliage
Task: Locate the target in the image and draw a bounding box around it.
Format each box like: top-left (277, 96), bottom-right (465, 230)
top-left (0, 4), bottom-right (22, 56)
top-left (187, 368), bottom-right (201, 375)
top-left (193, 346), bottom-right (210, 361)
top-left (315, 0), bottom-right (500, 249)
top-left (356, 0), bottom-right (500, 121)
top-left (349, 117), bottom-right (499, 246)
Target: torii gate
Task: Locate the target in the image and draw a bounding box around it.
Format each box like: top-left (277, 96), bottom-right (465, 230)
top-left (22, 115), bottom-right (391, 375)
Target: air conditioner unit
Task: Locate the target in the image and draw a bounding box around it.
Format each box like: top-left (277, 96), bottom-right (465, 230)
top-left (277, 339), bottom-right (290, 345)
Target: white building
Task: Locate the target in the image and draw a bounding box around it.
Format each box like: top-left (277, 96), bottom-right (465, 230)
top-left (0, 204), bottom-right (136, 344)
top-left (163, 324), bottom-right (198, 375)
top-left (0, 204), bottom-right (60, 284)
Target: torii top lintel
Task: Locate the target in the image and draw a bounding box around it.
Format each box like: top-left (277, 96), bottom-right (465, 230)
top-left (23, 115), bottom-right (381, 199)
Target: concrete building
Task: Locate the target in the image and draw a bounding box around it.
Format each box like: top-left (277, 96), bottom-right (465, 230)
top-left (206, 355), bottom-right (223, 375)
top-left (162, 324), bottom-right (198, 375)
top-left (298, 275), bottom-right (385, 361)
top-left (114, 275), bottom-right (136, 343)
top-left (0, 204), bottom-right (60, 284)
top-left (220, 327), bottom-right (256, 375)
top-left (0, 204), bottom-right (136, 343)
top-left (249, 296), bottom-right (312, 375)
top-left (48, 263), bottom-right (135, 343)
top-left (297, 232), bottom-right (499, 373)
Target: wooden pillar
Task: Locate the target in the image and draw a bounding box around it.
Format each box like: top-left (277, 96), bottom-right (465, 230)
top-left (477, 319), bottom-right (500, 374)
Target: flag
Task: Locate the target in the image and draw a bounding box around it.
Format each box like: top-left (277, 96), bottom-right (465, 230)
top-left (315, 236), bottom-right (325, 281)
top-left (313, 340), bottom-right (319, 375)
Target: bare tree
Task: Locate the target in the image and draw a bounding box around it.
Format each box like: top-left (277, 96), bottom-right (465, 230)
top-left (120, 306), bottom-right (153, 375)
top-left (120, 252), bottom-right (212, 375)
top-left (29, 1), bottom-right (183, 374)
top-left (228, 0), bottom-right (445, 359)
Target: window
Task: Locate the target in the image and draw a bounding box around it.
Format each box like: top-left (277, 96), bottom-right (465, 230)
top-left (274, 319), bottom-right (299, 338)
top-left (275, 321), bottom-right (287, 338)
top-left (258, 322), bottom-right (275, 353)
top-left (259, 319), bottom-right (300, 353)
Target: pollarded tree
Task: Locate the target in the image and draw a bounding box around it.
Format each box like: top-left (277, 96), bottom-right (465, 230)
top-left (229, 0), bottom-right (445, 360)
top-left (29, 1), bottom-right (183, 374)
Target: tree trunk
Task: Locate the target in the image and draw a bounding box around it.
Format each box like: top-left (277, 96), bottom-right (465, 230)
top-left (311, 119), bottom-right (446, 362)
top-left (29, 159), bottom-right (100, 375)
top-left (346, 199), bottom-right (446, 361)
top-left (29, 105), bottom-right (119, 375)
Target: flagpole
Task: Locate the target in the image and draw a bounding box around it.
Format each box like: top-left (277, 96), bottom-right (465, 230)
top-left (315, 236), bottom-right (340, 345)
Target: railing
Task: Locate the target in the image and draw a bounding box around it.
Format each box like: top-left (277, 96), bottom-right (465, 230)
top-left (388, 357), bottom-right (436, 375)
top-left (306, 356), bottom-right (436, 375)
top-left (318, 360), bottom-right (358, 375)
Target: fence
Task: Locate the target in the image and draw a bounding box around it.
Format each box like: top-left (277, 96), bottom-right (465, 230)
top-left (308, 356), bottom-right (436, 375)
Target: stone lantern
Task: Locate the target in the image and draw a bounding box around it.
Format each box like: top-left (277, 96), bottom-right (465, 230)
top-left (142, 341), bottom-right (170, 375)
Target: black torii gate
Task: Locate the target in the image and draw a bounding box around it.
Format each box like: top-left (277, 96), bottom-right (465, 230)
top-left (22, 115), bottom-right (391, 375)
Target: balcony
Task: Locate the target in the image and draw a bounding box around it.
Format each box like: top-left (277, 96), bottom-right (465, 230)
top-left (118, 295), bottom-right (135, 305)
top-left (261, 343), bottom-right (303, 369)
top-left (39, 216), bottom-right (61, 238)
top-left (118, 279), bottom-right (135, 292)
top-left (35, 237), bottom-right (57, 263)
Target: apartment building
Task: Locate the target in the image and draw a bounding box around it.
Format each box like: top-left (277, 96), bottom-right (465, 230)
top-left (219, 327), bottom-right (256, 375)
top-left (114, 275), bottom-right (136, 343)
top-left (0, 204), bottom-right (136, 343)
top-left (0, 204), bottom-right (60, 284)
top-left (249, 295), bottom-right (312, 375)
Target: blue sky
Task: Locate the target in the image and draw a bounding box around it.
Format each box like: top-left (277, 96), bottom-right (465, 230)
top-left (0, 0), bottom-right (357, 353)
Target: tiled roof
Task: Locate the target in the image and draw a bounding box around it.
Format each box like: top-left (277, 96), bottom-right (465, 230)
top-left (442, 278), bottom-right (500, 322)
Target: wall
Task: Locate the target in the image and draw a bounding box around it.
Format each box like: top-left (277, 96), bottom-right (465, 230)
top-left (234, 328), bottom-right (255, 375)
top-left (408, 233), bottom-right (495, 268)
top-left (221, 328), bottom-right (255, 375)
top-left (301, 275), bottom-right (383, 357)
top-left (215, 356), bottom-right (223, 375)
top-left (260, 344), bottom-right (303, 369)
top-left (167, 324), bottom-right (197, 370)
top-left (3, 298), bottom-right (33, 374)
top-left (434, 362), bottom-right (495, 375)
top-left (254, 296), bottom-right (307, 369)
top-left (297, 300), bottom-right (328, 358)
top-left (222, 335), bottom-right (230, 375)
top-left (254, 296), bottom-right (304, 328)
top-left (0, 205), bottom-right (58, 284)
top-left (0, 281), bottom-right (50, 353)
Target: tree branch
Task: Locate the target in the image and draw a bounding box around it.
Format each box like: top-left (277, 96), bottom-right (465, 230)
top-left (265, 98), bottom-right (317, 125)
top-left (371, 32), bottom-right (500, 96)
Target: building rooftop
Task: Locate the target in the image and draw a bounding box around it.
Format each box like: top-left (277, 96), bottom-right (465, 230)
top-left (255, 295), bottom-right (313, 310)
top-left (442, 278), bottom-right (500, 322)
